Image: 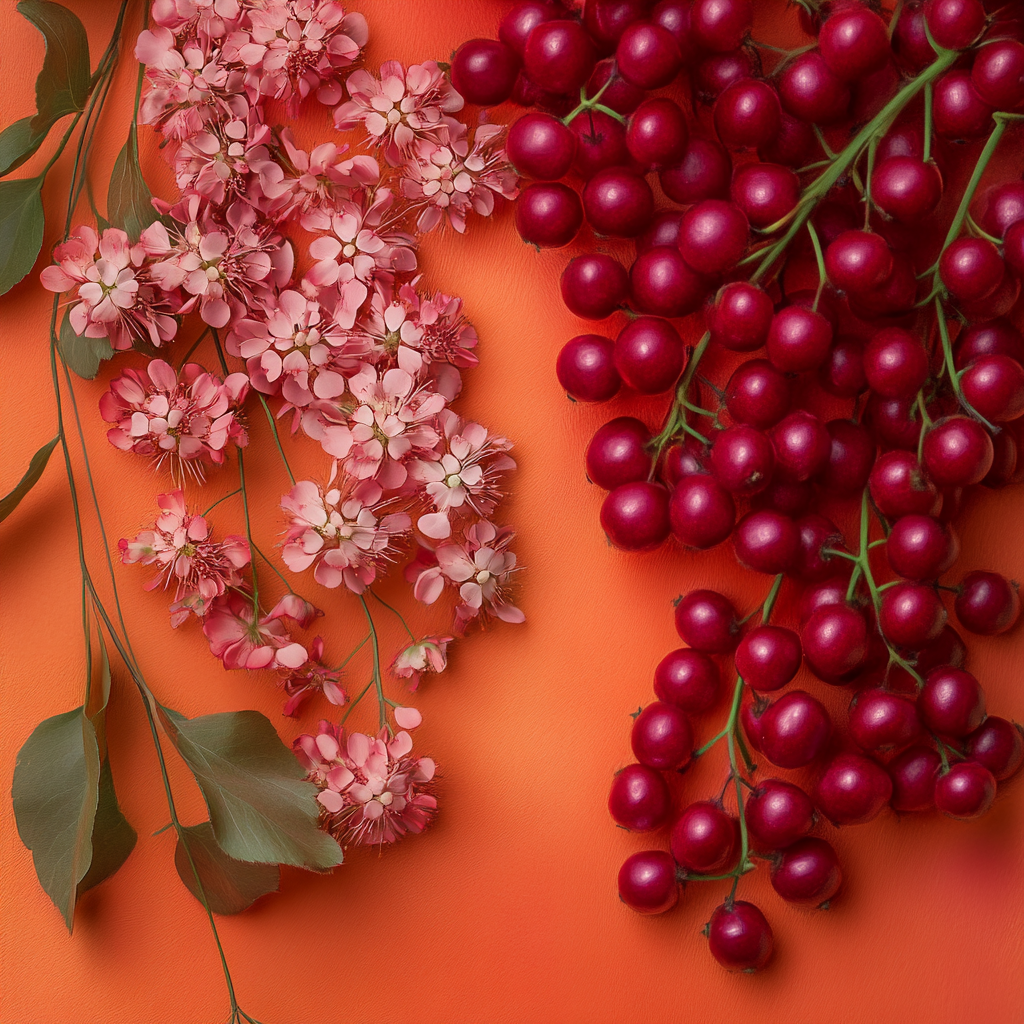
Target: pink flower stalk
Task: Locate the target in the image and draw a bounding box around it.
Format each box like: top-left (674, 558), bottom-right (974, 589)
top-left (334, 59), bottom-right (464, 166)
top-left (411, 519), bottom-right (524, 632)
top-left (293, 720), bottom-right (437, 846)
top-left (320, 366), bottom-right (446, 489)
top-left (203, 590), bottom-right (316, 670)
top-left (410, 410), bottom-right (515, 539)
top-left (391, 635), bottom-right (453, 690)
top-left (225, 288), bottom-right (369, 406)
top-left (400, 123), bottom-right (518, 234)
top-left (280, 635), bottom-right (346, 716)
top-left (241, 2), bottom-right (369, 114)
top-left (119, 488), bottom-right (250, 625)
top-left (280, 472), bottom-right (411, 592)
top-left (100, 359), bottom-right (249, 479)
top-left (40, 225), bottom-right (178, 350)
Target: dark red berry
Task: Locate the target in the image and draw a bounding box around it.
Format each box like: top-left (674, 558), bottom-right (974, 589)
top-left (934, 761), bottom-right (996, 819)
top-left (671, 801), bottom-right (739, 873)
top-left (524, 20), bottom-right (597, 95)
top-left (879, 581), bottom-right (947, 650)
top-left (820, 6), bottom-right (890, 80)
top-left (583, 168), bottom-right (654, 238)
top-left (771, 837), bottom-right (842, 907)
top-left (746, 779), bottom-right (815, 849)
top-left (570, 109), bottom-right (631, 177)
top-left (507, 112), bottom-right (576, 180)
top-left (771, 410), bottom-right (831, 483)
top-left (960, 356), bottom-right (1024, 422)
top-left (730, 162), bottom-right (800, 229)
top-left (864, 327), bottom-right (929, 399)
top-left (972, 39), bottom-right (1024, 110)
top-left (562, 253), bottom-right (629, 319)
top-left (924, 0), bottom-right (985, 50)
top-left (707, 901), bottom-right (773, 972)
top-left (821, 420), bottom-right (875, 496)
top-left (725, 359), bottom-right (791, 428)
top-left (922, 417), bottom-right (995, 487)
top-left (501, 2), bottom-right (559, 58)
top-left (632, 701), bottom-right (694, 771)
top-left (760, 691), bottom-right (832, 769)
top-left (759, 112), bottom-right (816, 167)
top-left (954, 320), bottom-right (1024, 371)
top-left (451, 39), bottom-right (520, 106)
top-left (779, 50), bottom-right (851, 125)
top-left (736, 626), bottom-right (802, 692)
top-left (977, 181), bottom-right (1024, 240)
top-left (660, 136), bottom-right (732, 205)
top-left (670, 475), bottom-right (736, 550)
top-left (679, 200), bottom-right (749, 275)
top-left (674, 589), bottom-right (741, 653)
top-left (616, 21), bottom-right (682, 89)
top-left (849, 688), bottom-right (922, 754)
top-left (654, 648), bottom-right (721, 713)
top-left (955, 570), bottom-right (1020, 635)
top-left (691, 0), bottom-right (752, 51)
top-left (920, 666), bottom-right (986, 736)
top-left (708, 283), bottom-right (774, 352)
top-left (886, 515), bottom-right (959, 581)
top-left (609, 763), bottom-right (672, 830)
top-left (934, 71), bottom-right (993, 139)
top-left (710, 426), bottom-right (776, 496)
top-left (618, 850), bottom-right (679, 915)
top-left (626, 97), bottom-right (689, 169)
top-left (872, 156), bottom-right (943, 224)
top-left (557, 334), bottom-right (621, 402)
top-left (894, 2), bottom-right (935, 71)
top-left (802, 604), bottom-right (869, 681)
top-left (889, 745), bottom-right (942, 811)
top-left (815, 752), bottom-right (893, 825)
top-left (939, 238), bottom-right (1005, 304)
top-left (766, 306), bottom-right (834, 373)
top-left (586, 417), bottom-right (652, 489)
top-left (614, 317), bottom-right (684, 394)
top-left (825, 230), bottom-right (893, 294)
top-left (869, 451), bottom-right (941, 518)
top-left (586, 58), bottom-right (646, 116)
top-left (733, 510), bottom-right (799, 574)
top-left (714, 79), bottom-right (782, 150)
top-left (630, 247), bottom-right (707, 318)
top-left (583, 0), bottom-right (649, 53)
top-left (819, 338), bottom-right (868, 398)
top-left (967, 717), bottom-right (1024, 781)
top-left (516, 183), bottom-right (583, 248)
top-left (601, 481), bottom-right (671, 551)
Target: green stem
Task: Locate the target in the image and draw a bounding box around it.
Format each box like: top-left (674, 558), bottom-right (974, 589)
top-left (258, 394), bottom-right (295, 486)
top-left (806, 220), bottom-right (827, 311)
top-left (370, 589), bottom-right (416, 641)
top-left (922, 81), bottom-right (933, 164)
top-left (236, 450), bottom-right (259, 613)
top-left (935, 297), bottom-right (998, 431)
top-left (359, 595), bottom-right (389, 732)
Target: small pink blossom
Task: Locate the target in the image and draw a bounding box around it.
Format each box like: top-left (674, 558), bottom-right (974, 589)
top-left (150, 0), bottom-right (240, 37)
top-left (280, 636), bottom-right (346, 716)
top-left (119, 489), bottom-right (250, 625)
top-left (203, 590), bottom-right (317, 670)
top-left (294, 720), bottom-right (437, 847)
top-left (173, 113), bottom-right (274, 206)
top-left (391, 635), bottom-right (452, 690)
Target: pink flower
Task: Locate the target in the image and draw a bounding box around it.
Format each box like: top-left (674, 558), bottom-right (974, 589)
top-left (280, 636), bottom-right (346, 716)
top-left (173, 113), bottom-right (274, 207)
top-left (410, 411), bottom-right (514, 539)
top-left (280, 471), bottom-right (411, 593)
top-left (40, 225), bottom-right (177, 350)
top-left (400, 124), bottom-right (518, 234)
top-left (203, 590), bottom-right (316, 670)
top-left (411, 520), bottom-right (524, 632)
top-left (151, 0), bottom-right (240, 37)
top-left (334, 59), bottom-right (463, 166)
top-left (293, 720), bottom-right (437, 847)
top-left (100, 359), bottom-right (249, 480)
top-left (119, 489), bottom-right (250, 626)
top-left (391, 635), bottom-right (452, 690)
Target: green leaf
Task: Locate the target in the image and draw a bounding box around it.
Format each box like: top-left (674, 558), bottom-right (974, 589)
top-left (57, 306), bottom-right (113, 380)
top-left (11, 707), bottom-right (100, 931)
top-left (0, 117), bottom-right (45, 178)
top-left (0, 176), bottom-right (45, 296)
top-left (158, 707), bottom-right (344, 871)
top-left (107, 124), bottom-right (156, 243)
top-left (18, 1), bottom-right (91, 132)
top-left (174, 822), bottom-right (280, 915)
top-left (0, 434), bottom-right (58, 524)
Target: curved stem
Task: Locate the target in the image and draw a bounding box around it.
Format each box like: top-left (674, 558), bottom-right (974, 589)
top-left (359, 595), bottom-right (390, 732)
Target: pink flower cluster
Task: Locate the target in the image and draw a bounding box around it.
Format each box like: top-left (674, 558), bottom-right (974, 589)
top-left (71, 0), bottom-right (523, 851)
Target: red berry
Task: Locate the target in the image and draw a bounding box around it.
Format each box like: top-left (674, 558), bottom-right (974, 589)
top-left (516, 183), bottom-right (583, 248)
top-left (863, 327), bottom-right (930, 399)
top-left (734, 510), bottom-right (800, 574)
top-left (889, 745), bottom-right (942, 811)
top-left (660, 136), bottom-right (732, 205)
top-left (894, 2), bottom-right (935, 71)
top-left (679, 200), bottom-right (749, 275)
top-left (735, 626), bottom-right (802, 692)
top-left (934, 761), bottom-right (996, 819)
top-left (524, 20), bottom-right (597, 95)
top-left (654, 648), bottom-right (721, 713)
top-left (819, 6), bottom-right (890, 80)
top-left (815, 752), bottom-right (893, 825)
top-left (670, 474), bottom-right (736, 550)
top-left (708, 283), bottom-right (774, 352)
top-left (924, 0), bottom-right (985, 50)
top-left (778, 50), bottom-right (851, 125)
top-left (583, 0), bottom-right (649, 53)
top-left (557, 334), bottom-right (621, 402)
top-left (501, 2), bottom-right (559, 58)
top-left (872, 156), bottom-right (943, 224)
top-left (583, 168), bottom-right (654, 238)
top-left (939, 238), bottom-right (1005, 303)
top-left (630, 247), bottom-right (707, 318)
top-left (955, 570), bottom-right (1021, 635)
top-left (920, 666), bottom-right (986, 736)
top-left (710, 426), bottom-right (776, 496)
top-left (725, 359), bottom-right (791, 428)
top-left (632, 701), bottom-right (694, 771)
top-left (977, 182), bottom-right (1024, 240)
top-left (609, 763), bottom-right (672, 830)
top-left (616, 21), bottom-right (682, 89)
top-left (934, 70), bottom-right (993, 139)
top-left (819, 338), bottom-right (868, 398)
top-left (614, 317), bottom-right (684, 394)
top-left (866, 393), bottom-right (923, 451)
top-left (886, 515), bottom-right (959, 581)
top-left (869, 451), bottom-right (940, 518)
top-left (802, 604), bottom-right (869, 681)
top-left (879, 581), bottom-right (947, 650)
top-left (971, 39), bottom-right (1024, 110)
top-left (967, 717), bottom-right (1024, 781)
top-left (562, 253), bottom-right (629, 319)
top-left (745, 779), bottom-right (815, 848)
top-left (636, 211), bottom-right (684, 255)
top-left (507, 112), bottom-right (576, 180)
top-left (759, 112), bottom-right (817, 167)
top-left (601, 481), bottom-right (671, 550)
top-left (770, 837), bottom-right (842, 906)
top-left (821, 420), bottom-right (875, 496)
top-left (767, 306), bottom-right (834, 373)
top-left (849, 688), bottom-right (922, 754)
top-left (691, 0), bottom-right (752, 51)
top-left (759, 691), bottom-right (832, 769)
top-left (570, 109), bottom-right (630, 177)
top-left (960, 356), bottom-right (1024, 422)
top-left (954, 320), bottom-right (1024, 370)
top-left (793, 513), bottom-right (846, 580)
top-left (670, 801), bottom-right (739, 873)
top-left (714, 79), bottom-right (782, 150)
top-left (626, 97), bottom-right (689, 170)
top-left (825, 230), bottom-right (894, 294)
top-left (730, 162), bottom-right (800, 229)
top-left (618, 850), bottom-right (679, 915)
top-left (707, 901), bottom-right (773, 972)
top-left (675, 590), bottom-right (741, 653)
top-left (451, 39), bottom-right (520, 106)
top-left (771, 410), bottom-right (831, 483)
top-left (922, 417), bottom-right (995, 487)
top-left (586, 417), bottom-right (652, 489)
top-left (586, 58), bottom-right (646, 116)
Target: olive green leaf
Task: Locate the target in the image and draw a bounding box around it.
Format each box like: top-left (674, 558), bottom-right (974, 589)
top-left (0, 176), bottom-right (45, 295)
top-left (0, 434), bottom-right (58, 524)
top-left (107, 123), bottom-right (157, 243)
top-left (57, 306), bottom-right (113, 379)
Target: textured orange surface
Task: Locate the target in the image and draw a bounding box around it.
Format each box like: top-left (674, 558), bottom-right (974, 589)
top-left (2, 2), bottom-right (1024, 1023)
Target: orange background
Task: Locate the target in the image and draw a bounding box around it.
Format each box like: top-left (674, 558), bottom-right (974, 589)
top-left (2, 2), bottom-right (1023, 1022)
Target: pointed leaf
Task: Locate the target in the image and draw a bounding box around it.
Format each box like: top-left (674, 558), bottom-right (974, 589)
top-left (174, 821), bottom-right (280, 915)
top-left (0, 116), bottom-right (46, 178)
top-left (107, 124), bottom-right (156, 243)
top-left (0, 176), bottom-right (45, 296)
top-left (11, 707), bottom-right (100, 931)
top-left (158, 707), bottom-right (344, 871)
top-left (0, 434), bottom-right (58, 524)
top-left (18, 1), bottom-right (91, 130)
top-left (57, 306), bottom-right (112, 379)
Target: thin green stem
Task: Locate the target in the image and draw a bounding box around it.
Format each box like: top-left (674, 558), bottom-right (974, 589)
top-left (370, 589), bottom-right (416, 641)
top-left (806, 220), bottom-right (827, 311)
top-left (177, 328), bottom-right (212, 370)
top-left (923, 80), bottom-right (933, 164)
top-left (202, 487), bottom-right (241, 518)
top-left (359, 596), bottom-right (389, 731)
top-left (334, 633), bottom-right (371, 673)
top-left (250, 540), bottom-right (293, 593)
top-left (862, 134), bottom-right (878, 230)
top-left (258, 394), bottom-right (295, 485)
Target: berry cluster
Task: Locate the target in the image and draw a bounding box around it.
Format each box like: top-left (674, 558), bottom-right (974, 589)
top-left (451, 0), bottom-right (1024, 972)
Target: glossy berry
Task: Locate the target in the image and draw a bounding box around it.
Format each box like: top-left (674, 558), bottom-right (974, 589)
top-left (871, 156), bottom-right (943, 224)
top-left (820, 338), bottom-right (868, 398)
top-left (451, 39), bottom-right (520, 106)
top-left (614, 317), bottom-right (684, 394)
top-left (821, 420), bottom-right (875, 497)
top-left (674, 589), bottom-right (740, 653)
top-left (516, 183), bottom-right (583, 248)
top-left (652, 0), bottom-right (697, 56)
top-left (562, 253), bottom-right (628, 319)
top-left (679, 200), bottom-right (749, 275)
top-left (939, 238), bottom-right (1004, 303)
top-left (583, 168), bottom-right (654, 238)
top-left (618, 850), bottom-right (679, 915)
top-left (616, 21), bottom-right (682, 89)
top-left (955, 570), bottom-right (1021, 635)
top-left (923, 0), bottom-right (985, 50)
top-left (825, 231), bottom-right (893, 294)
top-left (864, 327), bottom-right (929, 399)
top-left (819, 6), bottom-right (890, 80)
top-left (771, 411), bottom-right (831, 483)
top-left (557, 334), bottom-right (620, 402)
top-left (691, 0), bottom-right (751, 51)
top-left (626, 98), bottom-right (688, 171)
top-left (887, 515), bottom-right (959, 581)
top-left (967, 717), bottom-right (1024, 781)
top-left (850, 252), bottom-right (917, 318)
top-left (632, 701), bottom-right (694, 771)
top-left (972, 37), bottom-right (1024, 113)
top-left (736, 626), bottom-right (802, 692)
top-left (869, 451), bottom-right (940, 518)
top-left (609, 763), bottom-right (672, 831)
top-left (922, 417), bottom-right (995, 487)
top-left (953, 320), bottom-right (1024, 371)
top-left (570, 109), bottom-right (630, 177)
top-left (759, 691), bottom-right (832, 769)
top-left (708, 283), bottom-right (774, 352)
top-left (766, 306), bottom-right (833, 373)
top-left (587, 58), bottom-right (646, 116)
top-left (661, 438), bottom-right (708, 485)
top-left (934, 762), bottom-right (996, 819)
top-left (601, 481), bottom-right (671, 551)
top-left (790, 514), bottom-right (842, 581)
top-left (636, 211), bottom-right (684, 255)
top-left (779, 51), bottom-right (851, 125)
top-left (745, 779), bottom-right (815, 849)
top-left (670, 474), bottom-right (736, 550)
top-left (889, 745), bottom-right (942, 812)
top-left (978, 182), bottom-right (1024, 241)
top-left (725, 359), bottom-right (790, 428)
top-left (771, 838), bottom-right (842, 907)
top-left (868, 400), bottom-right (930, 457)
top-left (507, 112), bottom-right (576, 179)
top-left (802, 604), bottom-right (868, 681)
top-left (630, 247), bottom-right (706, 318)
top-left (583, 0), bottom-right (649, 53)
top-left (670, 802), bottom-right (738, 873)
top-left (961, 356), bottom-right (1024, 423)
top-left (586, 417), bottom-right (652, 489)
top-left (849, 688), bottom-right (922, 754)
top-left (654, 648), bottom-right (721, 713)
top-left (759, 111), bottom-right (816, 167)
top-left (500, 2), bottom-right (558, 57)
top-left (755, 480), bottom-right (814, 518)
top-left (730, 162), bottom-right (800, 229)
top-left (933, 71), bottom-right (993, 139)
top-left (710, 426), bottom-right (775, 496)
top-left (660, 136), bottom-right (732, 205)
top-left (524, 20), bottom-right (596, 95)
top-left (714, 79), bottom-right (782, 150)
top-left (733, 510), bottom-right (800, 574)
top-left (816, 752), bottom-right (892, 825)
top-left (707, 901), bottom-right (773, 972)
top-left (919, 666), bottom-right (986, 736)
top-left (879, 582), bottom-right (947, 650)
